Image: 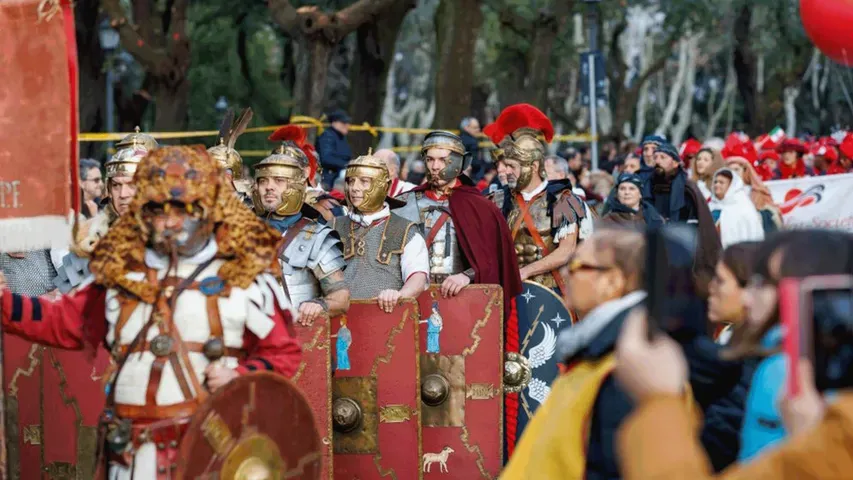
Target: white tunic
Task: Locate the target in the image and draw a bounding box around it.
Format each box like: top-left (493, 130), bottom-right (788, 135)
top-left (107, 239), bottom-right (291, 479)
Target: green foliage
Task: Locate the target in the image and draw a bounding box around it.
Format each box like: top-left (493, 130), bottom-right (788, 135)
top-left (186, 0), bottom-right (293, 164)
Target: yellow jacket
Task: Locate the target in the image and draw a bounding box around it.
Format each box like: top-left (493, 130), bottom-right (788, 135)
top-left (501, 354), bottom-right (694, 480)
top-left (617, 393), bottom-right (853, 479)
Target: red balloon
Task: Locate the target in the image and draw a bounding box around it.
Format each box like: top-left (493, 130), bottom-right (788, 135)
top-left (800, 0), bottom-right (853, 66)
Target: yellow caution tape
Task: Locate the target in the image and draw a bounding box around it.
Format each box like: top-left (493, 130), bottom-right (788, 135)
top-left (78, 115), bottom-right (595, 144)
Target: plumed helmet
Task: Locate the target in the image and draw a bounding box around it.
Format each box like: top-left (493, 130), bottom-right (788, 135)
top-left (483, 104), bottom-right (553, 191)
top-left (208, 108), bottom-right (253, 180)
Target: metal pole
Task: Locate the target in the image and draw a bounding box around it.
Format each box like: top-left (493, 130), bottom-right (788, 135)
top-left (105, 64), bottom-right (115, 153)
top-left (588, 55), bottom-right (599, 172)
top-left (587, 1), bottom-right (599, 171)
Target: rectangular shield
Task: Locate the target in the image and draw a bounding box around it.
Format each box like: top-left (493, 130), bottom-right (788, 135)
top-left (4, 335), bottom-right (110, 479)
top-left (292, 315), bottom-right (333, 479)
top-left (416, 285), bottom-right (504, 479)
top-left (331, 299), bottom-right (421, 480)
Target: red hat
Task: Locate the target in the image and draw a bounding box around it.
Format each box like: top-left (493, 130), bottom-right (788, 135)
top-left (679, 138), bottom-right (702, 158)
top-left (818, 136), bottom-right (839, 148)
top-left (810, 143), bottom-right (839, 162)
top-left (269, 125), bottom-right (319, 183)
top-left (758, 150), bottom-right (780, 163)
top-left (776, 138), bottom-right (806, 154)
top-left (483, 103), bottom-right (554, 145)
top-left (721, 132), bottom-right (758, 164)
top-left (840, 133), bottom-right (853, 159)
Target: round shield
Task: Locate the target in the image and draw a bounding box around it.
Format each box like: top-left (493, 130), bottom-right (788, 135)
top-left (175, 371), bottom-right (322, 480)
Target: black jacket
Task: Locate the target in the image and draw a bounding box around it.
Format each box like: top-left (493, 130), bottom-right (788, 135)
top-left (315, 127), bottom-right (352, 171)
top-left (681, 334), bottom-right (758, 472)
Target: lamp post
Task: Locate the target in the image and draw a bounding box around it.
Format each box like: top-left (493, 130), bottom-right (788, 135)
top-left (583, 0), bottom-right (601, 171)
top-left (98, 19), bottom-right (120, 153)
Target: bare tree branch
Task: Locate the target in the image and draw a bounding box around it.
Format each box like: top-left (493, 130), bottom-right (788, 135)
top-left (267, 0), bottom-right (302, 36)
top-left (102, 0), bottom-right (168, 74)
top-left (335, 0), bottom-right (410, 39)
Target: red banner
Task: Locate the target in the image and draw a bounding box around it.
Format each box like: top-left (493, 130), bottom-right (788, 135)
top-left (0, 0), bottom-right (77, 251)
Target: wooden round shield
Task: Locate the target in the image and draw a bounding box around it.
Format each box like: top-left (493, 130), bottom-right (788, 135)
top-left (175, 371), bottom-right (322, 480)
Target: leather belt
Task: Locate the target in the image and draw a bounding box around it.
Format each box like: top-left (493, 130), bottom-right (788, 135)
top-left (115, 400), bottom-right (199, 421)
top-left (114, 341), bottom-right (247, 360)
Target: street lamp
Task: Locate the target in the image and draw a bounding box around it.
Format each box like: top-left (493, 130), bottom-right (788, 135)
top-left (99, 19), bottom-right (120, 152)
top-left (583, 0), bottom-right (602, 171)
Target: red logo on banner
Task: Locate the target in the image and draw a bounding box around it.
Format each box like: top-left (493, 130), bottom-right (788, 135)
top-left (779, 185), bottom-right (825, 215)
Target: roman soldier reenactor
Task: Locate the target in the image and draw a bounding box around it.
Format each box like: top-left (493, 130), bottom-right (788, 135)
top-left (253, 126), bottom-right (351, 327)
top-left (268, 125), bottom-right (345, 222)
top-left (395, 130), bottom-right (521, 312)
top-left (0, 146), bottom-right (301, 478)
top-left (53, 127), bottom-right (158, 293)
top-left (331, 151), bottom-right (429, 313)
top-left (484, 104), bottom-right (592, 303)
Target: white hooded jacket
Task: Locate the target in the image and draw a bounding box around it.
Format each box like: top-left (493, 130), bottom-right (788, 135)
top-left (708, 168), bottom-right (765, 248)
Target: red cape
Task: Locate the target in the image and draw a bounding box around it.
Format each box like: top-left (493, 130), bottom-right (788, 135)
top-left (413, 178), bottom-right (523, 318)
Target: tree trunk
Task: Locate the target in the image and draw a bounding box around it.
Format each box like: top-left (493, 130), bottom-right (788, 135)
top-left (269, 0), bottom-right (405, 118)
top-left (433, 0), bottom-right (482, 129)
top-left (75, 0), bottom-right (104, 159)
top-left (732, 4), bottom-right (763, 135)
top-left (525, 4), bottom-right (574, 109)
top-left (348, 0), bottom-right (415, 155)
top-left (102, 0), bottom-right (191, 132)
top-left (292, 39), bottom-right (334, 117)
top-left (151, 77), bottom-right (190, 133)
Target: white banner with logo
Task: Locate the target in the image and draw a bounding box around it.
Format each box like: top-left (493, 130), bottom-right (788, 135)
top-left (765, 173), bottom-right (853, 231)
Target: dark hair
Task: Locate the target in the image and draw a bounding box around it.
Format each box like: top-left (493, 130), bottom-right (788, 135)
top-left (754, 230), bottom-right (853, 282)
top-left (726, 230), bottom-right (853, 359)
top-left (715, 169), bottom-right (733, 182)
top-left (721, 242), bottom-right (761, 287)
top-left (79, 158), bottom-right (101, 180)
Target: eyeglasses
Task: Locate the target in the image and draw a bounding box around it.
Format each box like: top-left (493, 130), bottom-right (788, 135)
top-left (568, 258), bottom-right (612, 274)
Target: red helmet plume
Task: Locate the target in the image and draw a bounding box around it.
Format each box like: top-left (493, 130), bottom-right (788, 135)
top-left (483, 103), bottom-right (554, 145)
top-left (269, 125), bottom-right (318, 184)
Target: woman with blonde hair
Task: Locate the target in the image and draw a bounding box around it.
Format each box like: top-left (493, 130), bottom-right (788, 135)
top-left (724, 156), bottom-right (783, 233)
top-left (691, 147), bottom-right (726, 201)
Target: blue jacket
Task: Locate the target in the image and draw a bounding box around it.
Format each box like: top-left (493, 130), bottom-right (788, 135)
top-left (739, 325), bottom-right (787, 461)
top-left (315, 127), bottom-right (352, 171)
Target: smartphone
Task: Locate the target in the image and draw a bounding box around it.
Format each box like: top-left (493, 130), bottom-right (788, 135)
top-left (783, 275), bottom-right (853, 394)
top-left (644, 224), bottom-right (700, 339)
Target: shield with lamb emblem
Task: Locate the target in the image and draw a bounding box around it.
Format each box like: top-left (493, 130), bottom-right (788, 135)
top-left (504, 280), bottom-right (574, 459)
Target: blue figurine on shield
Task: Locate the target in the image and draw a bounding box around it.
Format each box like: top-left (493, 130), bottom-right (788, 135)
top-left (424, 301), bottom-right (443, 354)
top-left (335, 315), bottom-right (352, 370)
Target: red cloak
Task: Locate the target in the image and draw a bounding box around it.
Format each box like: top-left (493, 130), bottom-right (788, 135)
top-left (413, 177), bottom-right (523, 318)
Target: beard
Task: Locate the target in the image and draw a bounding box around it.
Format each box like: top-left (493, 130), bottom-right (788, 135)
top-left (149, 217), bottom-right (212, 257)
top-left (505, 174), bottom-right (519, 189)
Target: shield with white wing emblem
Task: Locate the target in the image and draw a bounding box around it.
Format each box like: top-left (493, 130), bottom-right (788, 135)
top-left (504, 280), bottom-right (574, 460)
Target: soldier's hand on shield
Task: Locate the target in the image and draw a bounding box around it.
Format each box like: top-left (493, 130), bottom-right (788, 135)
top-left (205, 363), bottom-right (239, 391)
top-left (297, 301), bottom-right (326, 326)
top-left (440, 273), bottom-right (470, 298)
top-left (377, 289), bottom-right (402, 313)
